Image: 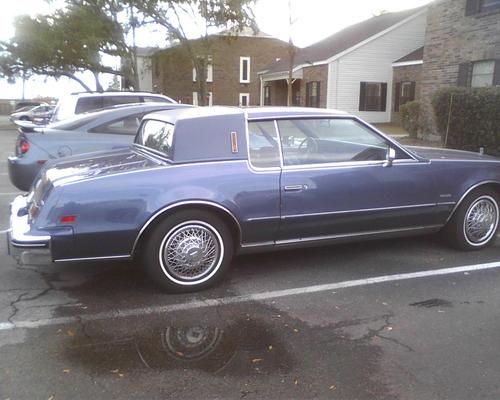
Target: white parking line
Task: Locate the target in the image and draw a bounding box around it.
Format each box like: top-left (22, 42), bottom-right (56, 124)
top-left (0, 192), bottom-right (22, 196)
top-left (1, 260), bottom-right (500, 332)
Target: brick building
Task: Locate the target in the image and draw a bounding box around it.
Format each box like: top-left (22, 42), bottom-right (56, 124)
top-left (151, 30), bottom-right (290, 107)
top-left (418, 0), bottom-right (500, 134)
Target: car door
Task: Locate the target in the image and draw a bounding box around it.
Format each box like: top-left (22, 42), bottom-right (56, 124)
top-left (277, 117), bottom-right (447, 243)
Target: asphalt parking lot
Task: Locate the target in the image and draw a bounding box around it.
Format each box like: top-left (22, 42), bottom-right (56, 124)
top-left (2, 119), bottom-right (500, 400)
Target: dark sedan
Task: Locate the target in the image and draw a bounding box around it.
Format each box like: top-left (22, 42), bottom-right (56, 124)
top-left (7, 107), bottom-right (500, 292)
top-left (8, 102), bottom-right (192, 191)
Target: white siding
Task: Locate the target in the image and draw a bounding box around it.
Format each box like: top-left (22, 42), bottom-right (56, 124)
top-left (326, 12), bottom-right (427, 123)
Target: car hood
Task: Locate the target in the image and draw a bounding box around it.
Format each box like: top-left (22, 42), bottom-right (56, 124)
top-left (39, 147), bottom-right (164, 189)
top-left (406, 146), bottom-right (500, 162)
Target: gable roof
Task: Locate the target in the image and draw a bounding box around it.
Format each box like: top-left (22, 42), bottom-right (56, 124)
top-left (394, 46), bottom-right (424, 63)
top-left (260, 6), bottom-right (427, 75)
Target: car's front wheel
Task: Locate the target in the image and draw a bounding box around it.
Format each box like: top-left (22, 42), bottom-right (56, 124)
top-left (143, 210), bottom-right (234, 292)
top-left (445, 188), bottom-right (499, 250)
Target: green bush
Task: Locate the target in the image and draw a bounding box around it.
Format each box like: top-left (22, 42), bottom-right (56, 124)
top-left (399, 101), bottom-right (420, 138)
top-left (432, 87), bottom-right (500, 155)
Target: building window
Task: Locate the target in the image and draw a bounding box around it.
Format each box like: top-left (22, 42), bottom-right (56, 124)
top-left (264, 85), bottom-right (271, 105)
top-left (240, 57), bottom-right (251, 83)
top-left (359, 82), bottom-right (388, 112)
top-left (472, 60), bottom-right (495, 87)
top-left (394, 81), bottom-right (416, 112)
top-left (239, 93), bottom-right (250, 107)
top-left (193, 92), bottom-right (198, 106)
top-left (193, 56), bottom-right (213, 82)
top-left (458, 60), bottom-right (499, 87)
top-left (466, 0), bottom-right (500, 15)
top-left (305, 81), bottom-right (320, 107)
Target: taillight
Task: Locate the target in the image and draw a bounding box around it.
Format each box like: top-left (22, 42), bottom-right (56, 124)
top-left (19, 139), bottom-right (30, 154)
top-left (60, 215), bottom-right (77, 224)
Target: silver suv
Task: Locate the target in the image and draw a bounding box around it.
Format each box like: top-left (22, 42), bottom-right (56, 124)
top-left (51, 91), bottom-right (176, 122)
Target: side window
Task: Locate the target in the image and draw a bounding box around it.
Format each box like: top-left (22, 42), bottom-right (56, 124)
top-left (103, 96), bottom-right (141, 108)
top-left (143, 96), bottom-right (170, 103)
top-left (137, 119), bottom-right (175, 159)
top-left (75, 97), bottom-right (104, 114)
top-left (248, 121), bottom-right (280, 168)
top-left (89, 113), bottom-right (143, 135)
top-left (277, 118), bottom-right (408, 166)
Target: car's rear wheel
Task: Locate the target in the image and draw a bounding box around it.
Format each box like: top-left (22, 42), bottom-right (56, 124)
top-left (143, 210), bottom-right (234, 292)
top-left (444, 188), bottom-right (499, 250)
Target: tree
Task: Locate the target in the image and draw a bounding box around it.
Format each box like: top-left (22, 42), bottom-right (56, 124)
top-left (0, 3), bottom-right (129, 91)
top-left (131, 0), bottom-right (257, 105)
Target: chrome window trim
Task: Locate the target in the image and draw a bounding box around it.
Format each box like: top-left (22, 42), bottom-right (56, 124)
top-left (273, 116), bottom-right (420, 168)
top-left (281, 203), bottom-right (442, 220)
top-left (244, 117), bottom-right (283, 172)
top-left (281, 158), bottom-right (428, 172)
top-left (445, 180), bottom-right (500, 223)
top-left (131, 200), bottom-right (242, 256)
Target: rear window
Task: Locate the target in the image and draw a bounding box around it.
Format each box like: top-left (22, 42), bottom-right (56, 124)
top-left (136, 119), bottom-right (175, 159)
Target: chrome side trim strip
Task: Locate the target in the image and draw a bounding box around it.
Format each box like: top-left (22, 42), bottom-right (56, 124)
top-left (281, 203), bottom-right (438, 220)
top-left (131, 200), bottom-right (242, 256)
top-left (54, 254), bottom-right (131, 263)
top-left (240, 224), bottom-right (443, 249)
top-left (445, 180), bottom-right (500, 223)
top-left (246, 215), bottom-right (281, 222)
top-left (275, 225), bottom-right (443, 246)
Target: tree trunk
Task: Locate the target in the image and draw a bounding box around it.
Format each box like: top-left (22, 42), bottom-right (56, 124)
top-left (287, 39), bottom-right (295, 107)
top-left (93, 71), bottom-right (103, 92)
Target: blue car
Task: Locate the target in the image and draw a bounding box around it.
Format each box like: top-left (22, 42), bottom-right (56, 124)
top-left (8, 107), bottom-right (500, 292)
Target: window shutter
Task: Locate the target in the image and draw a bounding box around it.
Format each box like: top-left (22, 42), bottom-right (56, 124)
top-left (380, 83), bottom-right (387, 112)
top-left (316, 82), bottom-right (321, 107)
top-left (409, 82), bottom-right (416, 101)
top-left (465, 0), bottom-right (480, 15)
top-left (394, 82), bottom-right (401, 112)
top-left (457, 63), bottom-right (472, 87)
top-left (494, 60), bottom-right (500, 86)
top-left (359, 82), bottom-right (366, 111)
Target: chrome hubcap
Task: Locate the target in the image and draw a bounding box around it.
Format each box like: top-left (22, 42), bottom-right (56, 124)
top-left (464, 197), bottom-right (498, 245)
top-left (163, 224), bottom-right (220, 281)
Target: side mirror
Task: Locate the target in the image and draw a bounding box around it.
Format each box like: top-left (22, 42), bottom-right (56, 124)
top-left (384, 147), bottom-right (396, 168)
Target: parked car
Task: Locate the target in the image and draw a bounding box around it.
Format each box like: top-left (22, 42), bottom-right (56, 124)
top-left (8, 107), bottom-right (500, 292)
top-left (14, 101), bottom-right (47, 110)
top-left (9, 104), bottom-right (54, 122)
top-left (51, 91), bottom-right (176, 123)
top-left (8, 102), bottom-right (192, 191)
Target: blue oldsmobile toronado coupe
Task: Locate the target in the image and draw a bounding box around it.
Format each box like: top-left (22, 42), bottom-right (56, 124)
top-left (8, 107), bottom-right (500, 292)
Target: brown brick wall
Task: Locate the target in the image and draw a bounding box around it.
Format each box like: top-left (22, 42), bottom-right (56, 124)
top-left (391, 64), bottom-right (423, 123)
top-left (152, 36), bottom-right (289, 106)
top-left (420, 0), bottom-right (500, 136)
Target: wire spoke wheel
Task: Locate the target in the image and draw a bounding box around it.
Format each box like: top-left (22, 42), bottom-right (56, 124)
top-left (161, 222), bottom-right (222, 282)
top-left (463, 196), bottom-right (499, 246)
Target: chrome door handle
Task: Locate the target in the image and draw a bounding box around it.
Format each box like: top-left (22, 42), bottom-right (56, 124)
top-left (284, 184), bottom-right (306, 192)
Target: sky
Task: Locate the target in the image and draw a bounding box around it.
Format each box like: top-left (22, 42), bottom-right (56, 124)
top-left (0, 0), bottom-right (432, 100)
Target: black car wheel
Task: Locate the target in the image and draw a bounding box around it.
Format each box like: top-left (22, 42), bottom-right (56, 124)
top-left (444, 188), bottom-right (499, 250)
top-left (143, 210), bottom-right (234, 292)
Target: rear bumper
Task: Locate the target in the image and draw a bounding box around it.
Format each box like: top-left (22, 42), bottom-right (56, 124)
top-left (7, 195), bottom-right (52, 265)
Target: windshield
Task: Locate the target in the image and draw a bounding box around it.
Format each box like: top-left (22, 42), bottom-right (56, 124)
top-left (136, 119), bottom-right (175, 159)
